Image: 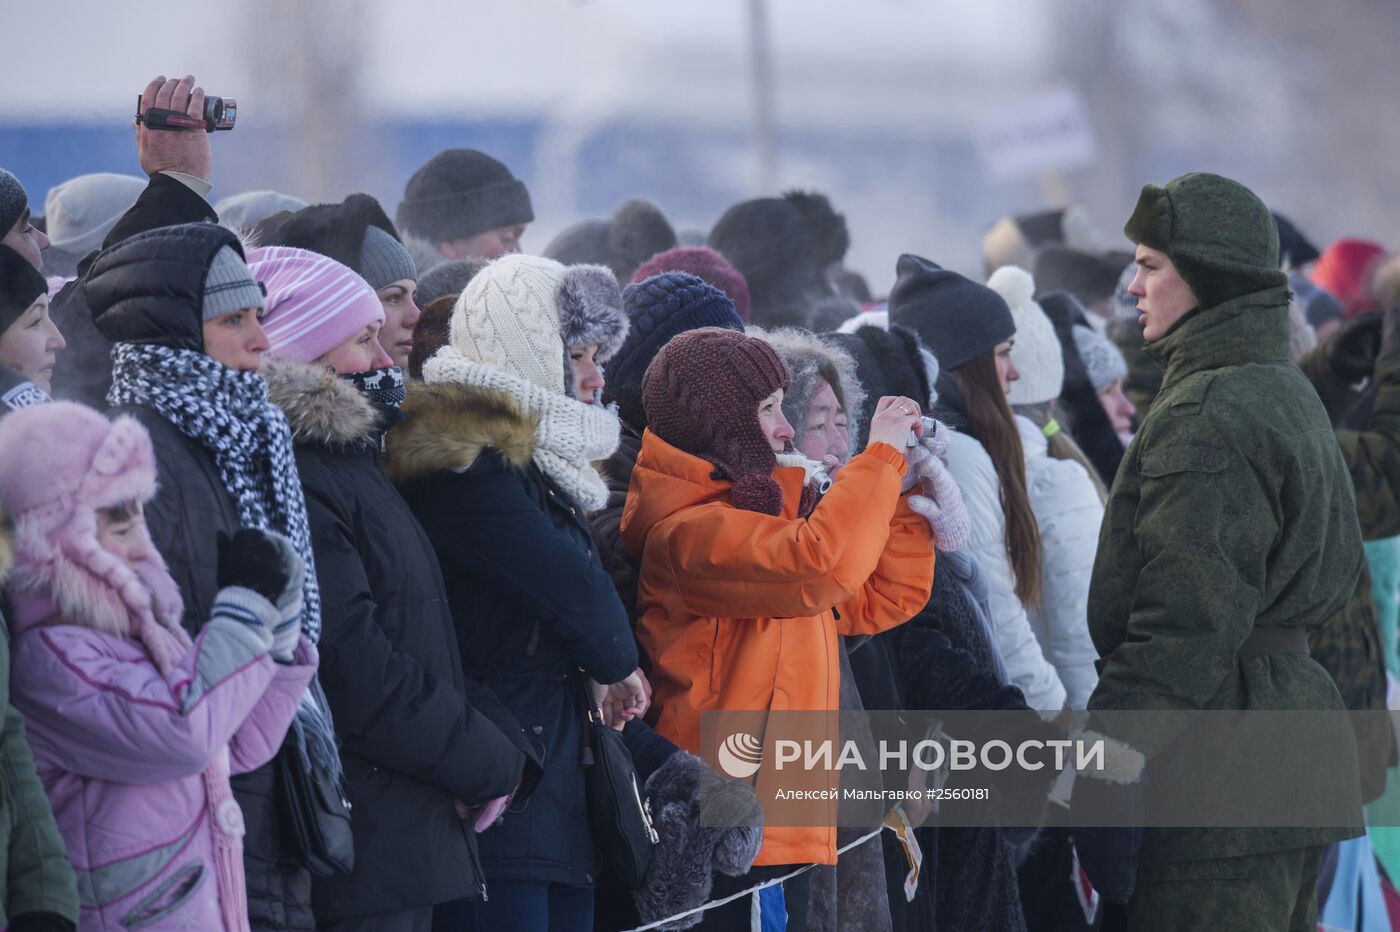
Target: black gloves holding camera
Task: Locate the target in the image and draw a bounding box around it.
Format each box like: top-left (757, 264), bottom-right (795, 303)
top-left (216, 528), bottom-right (293, 602)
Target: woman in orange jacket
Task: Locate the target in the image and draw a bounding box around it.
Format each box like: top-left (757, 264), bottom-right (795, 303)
top-left (620, 327), bottom-right (936, 930)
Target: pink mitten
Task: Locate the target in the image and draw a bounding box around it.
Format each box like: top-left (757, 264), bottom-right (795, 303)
top-left (908, 452), bottom-right (971, 551)
top-left (902, 441), bottom-right (931, 493)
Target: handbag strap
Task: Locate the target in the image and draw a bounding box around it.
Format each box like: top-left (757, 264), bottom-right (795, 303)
top-left (574, 670), bottom-right (601, 767)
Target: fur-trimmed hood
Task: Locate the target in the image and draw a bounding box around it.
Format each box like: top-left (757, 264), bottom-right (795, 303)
top-left (758, 326), bottom-right (867, 451)
top-left (382, 382), bottom-right (538, 485)
top-left (262, 358), bottom-right (382, 450)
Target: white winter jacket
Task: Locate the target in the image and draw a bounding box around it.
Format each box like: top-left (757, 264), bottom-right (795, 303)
top-left (943, 428), bottom-right (1068, 710)
top-left (1015, 415), bottom-right (1104, 709)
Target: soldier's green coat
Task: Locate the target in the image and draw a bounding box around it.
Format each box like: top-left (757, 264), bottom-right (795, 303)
top-left (1297, 342), bottom-right (1400, 801)
top-left (1088, 286), bottom-right (1365, 864)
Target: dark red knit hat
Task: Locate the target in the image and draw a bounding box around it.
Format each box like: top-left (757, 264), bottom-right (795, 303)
top-left (642, 327), bottom-right (790, 515)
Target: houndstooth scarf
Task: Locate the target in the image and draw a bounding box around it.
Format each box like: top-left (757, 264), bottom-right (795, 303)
top-left (108, 342), bottom-right (341, 782)
top-left (108, 343), bottom-right (322, 637)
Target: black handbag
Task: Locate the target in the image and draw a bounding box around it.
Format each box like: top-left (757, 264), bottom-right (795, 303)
top-left (576, 675), bottom-right (659, 889)
top-left (276, 737), bottom-right (355, 877)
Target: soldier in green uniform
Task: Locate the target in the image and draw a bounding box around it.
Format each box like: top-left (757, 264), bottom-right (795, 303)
top-left (1084, 173), bottom-right (1365, 930)
top-left (1297, 312), bottom-right (1400, 804)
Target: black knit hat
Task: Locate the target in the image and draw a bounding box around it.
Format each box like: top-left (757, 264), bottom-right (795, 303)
top-left (1272, 212), bottom-right (1320, 271)
top-left (0, 243), bottom-right (47, 334)
top-left (782, 190), bottom-right (849, 270)
top-left (265, 193), bottom-right (415, 290)
top-left (545, 199), bottom-right (678, 285)
top-left (604, 272), bottom-right (744, 432)
top-left (643, 327), bottom-right (790, 515)
top-left (887, 253), bottom-right (1015, 372)
top-left (395, 149), bottom-right (533, 244)
top-left (708, 197), bottom-right (825, 329)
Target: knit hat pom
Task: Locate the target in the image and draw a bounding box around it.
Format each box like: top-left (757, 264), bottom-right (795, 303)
top-left (987, 265), bottom-right (1035, 309)
top-left (729, 473), bottom-right (784, 516)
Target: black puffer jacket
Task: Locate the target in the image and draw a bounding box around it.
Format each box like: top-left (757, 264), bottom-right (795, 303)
top-left (88, 224), bottom-right (317, 932)
top-left (49, 173), bottom-right (217, 407)
top-left (262, 360), bottom-right (540, 919)
top-left (385, 382), bottom-right (638, 889)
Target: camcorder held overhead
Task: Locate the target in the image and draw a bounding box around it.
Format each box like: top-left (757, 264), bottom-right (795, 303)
top-left (134, 94), bottom-right (236, 133)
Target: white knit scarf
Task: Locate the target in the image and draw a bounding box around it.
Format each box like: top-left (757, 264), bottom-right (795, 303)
top-left (424, 346), bottom-right (619, 512)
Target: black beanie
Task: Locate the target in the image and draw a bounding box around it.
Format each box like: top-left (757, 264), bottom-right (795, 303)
top-left (1272, 212), bottom-right (1319, 271)
top-left (395, 149), bottom-right (533, 244)
top-left (887, 253), bottom-right (1015, 372)
top-left (0, 243), bottom-right (48, 333)
top-left (264, 193), bottom-right (415, 289)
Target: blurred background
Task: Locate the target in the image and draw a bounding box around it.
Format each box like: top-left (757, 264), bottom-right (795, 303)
top-left (3, 0), bottom-right (1397, 291)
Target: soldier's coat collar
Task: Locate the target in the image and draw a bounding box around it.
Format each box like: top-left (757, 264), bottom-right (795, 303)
top-left (1145, 285), bottom-right (1293, 395)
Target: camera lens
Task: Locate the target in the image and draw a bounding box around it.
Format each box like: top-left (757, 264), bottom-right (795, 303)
top-left (205, 97), bottom-right (223, 122)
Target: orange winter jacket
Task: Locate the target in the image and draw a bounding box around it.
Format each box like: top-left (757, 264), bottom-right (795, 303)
top-left (620, 430), bottom-right (935, 866)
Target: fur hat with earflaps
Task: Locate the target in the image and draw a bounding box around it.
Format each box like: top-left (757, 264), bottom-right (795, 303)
top-left (555, 264), bottom-right (628, 400)
top-left (0, 401), bottom-right (184, 639)
top-left (1124, 172), bottom-right (1287, 312)
top-left (642, 327), bottom-right (791, 515)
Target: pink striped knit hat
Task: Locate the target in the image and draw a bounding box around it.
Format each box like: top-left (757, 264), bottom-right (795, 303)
top-left (246, 245), bottom-right (384, 364)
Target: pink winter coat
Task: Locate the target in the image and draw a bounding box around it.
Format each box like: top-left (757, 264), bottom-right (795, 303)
top-left (7, 588), bottom-right (316, 932)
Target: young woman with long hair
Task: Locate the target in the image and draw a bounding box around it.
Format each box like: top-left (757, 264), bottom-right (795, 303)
top-left (889, 253), bottom-right (1067, 711)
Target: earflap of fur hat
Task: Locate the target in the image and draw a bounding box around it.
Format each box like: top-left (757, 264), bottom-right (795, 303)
top-left (557, 264), bottom-right (629, 361)
top-left (1123, 184), bottom-right (1173, 254)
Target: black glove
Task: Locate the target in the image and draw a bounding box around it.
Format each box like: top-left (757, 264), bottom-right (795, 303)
top-left (8, 913), bottom-right (77, 932)
top-left (216, 528), bottom-right (291, 602)
top-left (1324, 311), bottom-right (1383, 382)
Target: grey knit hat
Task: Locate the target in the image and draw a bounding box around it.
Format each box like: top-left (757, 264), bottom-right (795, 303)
top-left (358, 224), bottom-right (418, 291)
top-left (395, 149), bottom-right (533, 244)
top-left (202, 245), bottom-right (265, 320)
top-left (1071, 324), bottom-right (1128, 392)
top-left (0, 169), bottom-right (27, 238)
top-left (415, 257), bottom-right (488, 308)
top-left (42, 174), bottom-right (146, 275)
top-left (214, 190), bottom-right (308, 233)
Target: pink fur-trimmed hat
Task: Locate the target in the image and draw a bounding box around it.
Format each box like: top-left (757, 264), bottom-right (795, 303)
top-left (0, 401), bottom-right (182, 636)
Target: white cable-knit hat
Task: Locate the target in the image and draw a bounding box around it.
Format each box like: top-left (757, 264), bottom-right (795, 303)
top-left (987, 265), bottom-right (1064, 406)
top-left (443, 253), bottom-right (568, 393)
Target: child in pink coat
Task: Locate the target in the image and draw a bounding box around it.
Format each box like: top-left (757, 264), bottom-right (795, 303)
top-left (0, 401), bottom-right (318, 932)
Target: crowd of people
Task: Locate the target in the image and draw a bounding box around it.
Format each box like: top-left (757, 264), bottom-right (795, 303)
top-left (1, 73), bottom-right (1399, 932)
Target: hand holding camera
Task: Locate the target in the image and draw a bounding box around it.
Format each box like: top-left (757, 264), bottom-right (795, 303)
top-left (132, 74), bottom-right (223, 182)
top-left (865, 395), bottom-right (924, 452)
